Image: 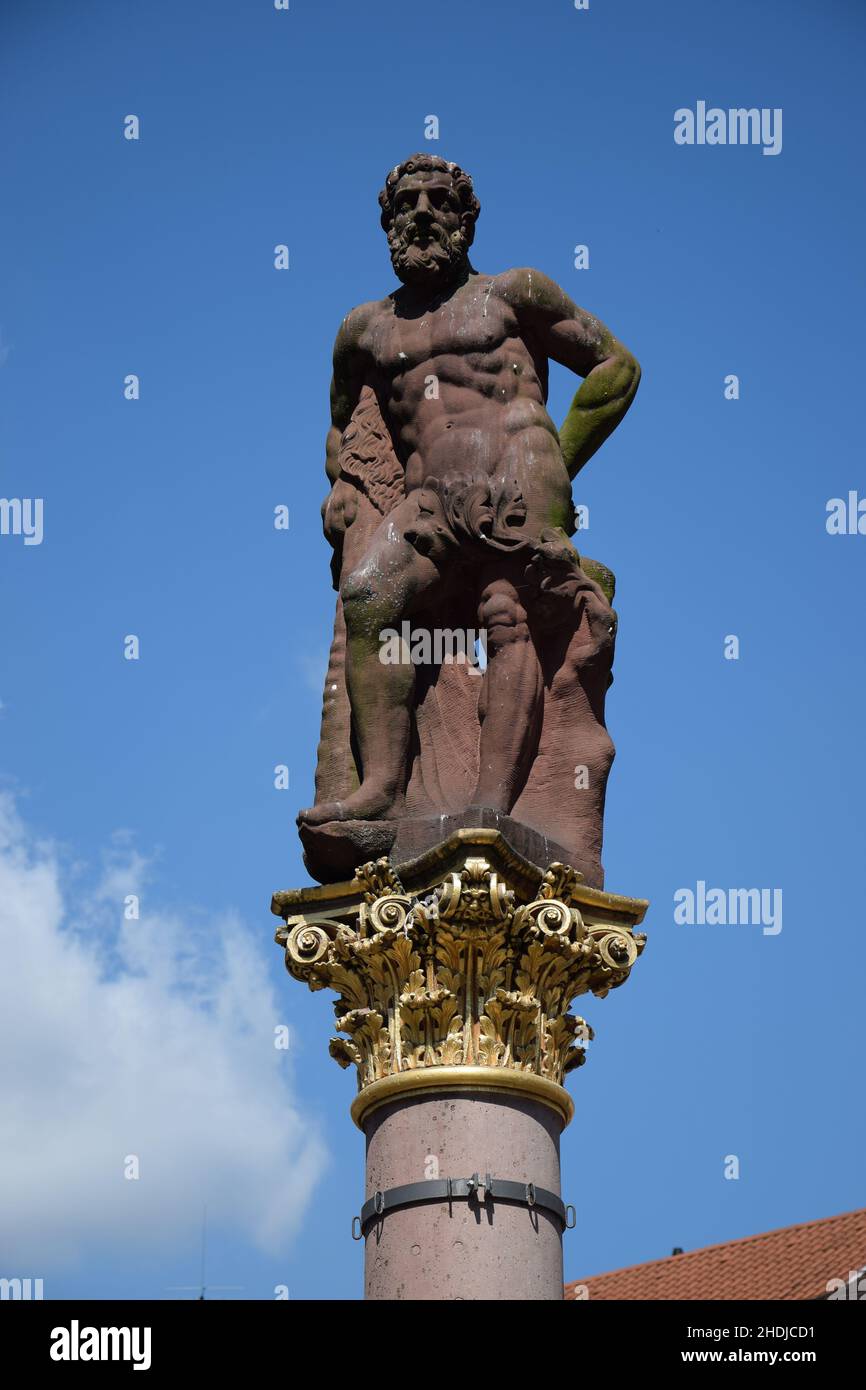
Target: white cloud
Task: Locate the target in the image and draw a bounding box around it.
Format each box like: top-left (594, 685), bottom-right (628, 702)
top-left (0, 793), bottom-right (326, 1269)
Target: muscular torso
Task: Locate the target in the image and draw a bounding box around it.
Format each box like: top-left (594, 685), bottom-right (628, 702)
top-left (355, 271), bottom-right (573, 531)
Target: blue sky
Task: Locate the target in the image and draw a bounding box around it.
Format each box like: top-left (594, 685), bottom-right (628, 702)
top-left (1, 0), bottom-right (864, 1299)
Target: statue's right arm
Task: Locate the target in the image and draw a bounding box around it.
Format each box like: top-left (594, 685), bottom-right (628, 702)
top-left (321, 307), bottom-right (374, 587)
top-left (324, 308), bottom-right (371, 484)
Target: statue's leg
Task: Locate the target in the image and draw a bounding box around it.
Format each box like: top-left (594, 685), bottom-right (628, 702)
top-left (470, 569), bottom-right (543, 812)
top-left (298, 499), bottom-right (445, 826)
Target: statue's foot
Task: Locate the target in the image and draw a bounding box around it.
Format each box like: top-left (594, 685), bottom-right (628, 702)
top-left (297, 786), bottom-right (395, 826)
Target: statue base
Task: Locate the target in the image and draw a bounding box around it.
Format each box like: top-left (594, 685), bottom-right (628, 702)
top-left (299, 806), bottom-right (605, 889)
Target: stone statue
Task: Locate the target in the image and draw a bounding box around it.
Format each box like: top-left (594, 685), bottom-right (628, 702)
top-left (297, 154), bottom-right (640, 887)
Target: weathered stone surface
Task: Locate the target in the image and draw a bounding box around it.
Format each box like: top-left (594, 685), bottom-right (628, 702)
top-left (295, 154), bottom-right (640, 886)
top-left (299, 817), bottom-right (396, 882)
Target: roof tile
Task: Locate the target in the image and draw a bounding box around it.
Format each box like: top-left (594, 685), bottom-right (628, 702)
top-left (565, 1208), bottom-right (866, 1300)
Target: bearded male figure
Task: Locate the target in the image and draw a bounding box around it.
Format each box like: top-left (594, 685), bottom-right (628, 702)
top-left (297, 155), bottom-right (640, 887)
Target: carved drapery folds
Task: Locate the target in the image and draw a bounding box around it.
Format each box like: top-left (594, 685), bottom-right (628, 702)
top-left (273, 833), bottom-right (646, 1095)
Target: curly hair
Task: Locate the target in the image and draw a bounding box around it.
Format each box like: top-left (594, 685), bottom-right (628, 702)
top-left (378, 154), bottom-right (481, 236)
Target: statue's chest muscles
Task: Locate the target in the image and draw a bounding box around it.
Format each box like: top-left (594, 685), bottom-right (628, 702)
top-left (372, 291), bottom-right (516, 378)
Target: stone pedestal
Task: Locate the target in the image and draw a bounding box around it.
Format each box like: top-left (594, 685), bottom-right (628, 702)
top-left (272, 828), bottom-right (647, 1302)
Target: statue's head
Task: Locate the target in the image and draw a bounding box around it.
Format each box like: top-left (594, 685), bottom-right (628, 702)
top-left (378, 154), bottom-right (480, 288)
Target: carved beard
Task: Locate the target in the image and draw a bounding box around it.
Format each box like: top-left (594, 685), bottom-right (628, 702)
top-left (388, 220), bottom-right (468, 287)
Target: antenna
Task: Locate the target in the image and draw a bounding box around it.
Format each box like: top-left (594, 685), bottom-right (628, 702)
top-left (166, 1204), bottom-right (244, 1300)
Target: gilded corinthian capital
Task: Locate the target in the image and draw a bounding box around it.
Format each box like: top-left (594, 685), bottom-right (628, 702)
top-left (272, 830), bottom-right (646, 1103)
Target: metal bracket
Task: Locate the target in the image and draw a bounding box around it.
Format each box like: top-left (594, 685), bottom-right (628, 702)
top-left (354, 1173), bottom-right (572, 1239)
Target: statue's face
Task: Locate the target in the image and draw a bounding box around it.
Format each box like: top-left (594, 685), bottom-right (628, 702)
top-left (386, 171), bottom-right (469, 288)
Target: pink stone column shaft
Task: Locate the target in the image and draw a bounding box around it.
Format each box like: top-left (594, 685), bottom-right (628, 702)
top-left (362, 1088), bottom-right (566, 1300)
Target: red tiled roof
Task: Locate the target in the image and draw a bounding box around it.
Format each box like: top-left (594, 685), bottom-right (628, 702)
top-left (564, 1208), bottom-right (866, 1300)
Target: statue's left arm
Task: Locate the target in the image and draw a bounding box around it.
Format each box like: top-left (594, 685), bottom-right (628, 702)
top-left (503, 269), bottom-right (641, 480)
